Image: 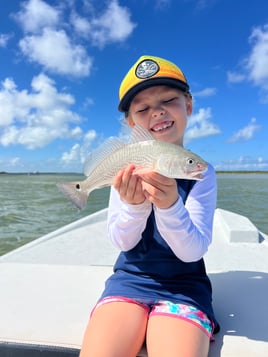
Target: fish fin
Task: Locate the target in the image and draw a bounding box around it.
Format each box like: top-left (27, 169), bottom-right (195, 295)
top-left (129, 124), bottom-right (155, 143)
top-left (83, 137), bottom-right (124, 176)
top-left (57, 181), bottom-right (89, 210)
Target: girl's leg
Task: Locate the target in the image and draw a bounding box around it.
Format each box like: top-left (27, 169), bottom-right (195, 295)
top-left (79, 301), bottom-right (148, 357)
top-left (146, 315), bottom-right (210, 357)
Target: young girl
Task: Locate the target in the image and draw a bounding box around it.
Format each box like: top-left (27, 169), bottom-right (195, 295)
top-left (79, 55), bottom-right (219, 357)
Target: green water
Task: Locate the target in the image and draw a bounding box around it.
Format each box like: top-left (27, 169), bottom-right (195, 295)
top-left (0, 173), bottom-right (267, 256)
top-left (0, 174), bottom-right (110, 255)
top-left (216, 173), bottom-right (268, 236)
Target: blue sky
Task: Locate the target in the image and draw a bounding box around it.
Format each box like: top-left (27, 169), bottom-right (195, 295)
top-left (0, 0), bottom-right (267, 173)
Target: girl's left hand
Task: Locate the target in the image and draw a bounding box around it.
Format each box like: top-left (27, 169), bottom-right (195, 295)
top-left (138, 172), bottom-right (179, 209)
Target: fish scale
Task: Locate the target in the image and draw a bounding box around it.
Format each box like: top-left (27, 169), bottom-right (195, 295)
top-left (81, 141), bottom-right (159, 191)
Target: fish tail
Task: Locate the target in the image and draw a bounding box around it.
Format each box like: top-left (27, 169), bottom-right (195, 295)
top-left (57, 181), bottom-right (89, 210)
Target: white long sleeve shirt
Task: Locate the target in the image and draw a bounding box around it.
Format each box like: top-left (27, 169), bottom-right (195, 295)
top-left (107, 163), bottom-right (217, 263)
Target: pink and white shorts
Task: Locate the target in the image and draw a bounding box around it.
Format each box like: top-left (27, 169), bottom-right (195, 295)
top-left (92, 296), bottom-right (214, 338)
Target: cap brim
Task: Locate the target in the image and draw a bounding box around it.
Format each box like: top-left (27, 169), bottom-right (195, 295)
top-left (118, 77), bottom-right (190, 112)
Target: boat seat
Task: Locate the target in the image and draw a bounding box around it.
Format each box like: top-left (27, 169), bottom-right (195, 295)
top-left (0, 263), bottom-right (268, 356)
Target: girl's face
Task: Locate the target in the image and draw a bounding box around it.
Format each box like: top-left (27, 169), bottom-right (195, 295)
top-left (127, 85), bottom-right (192, 146)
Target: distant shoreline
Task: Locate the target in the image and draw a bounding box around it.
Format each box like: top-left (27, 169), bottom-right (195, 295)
top-left (0, 172), bottom-right (83, 175)
top-left (216, 171), bottom-right (268, 174)
top-left (1, 171), bottom-right (268, 175)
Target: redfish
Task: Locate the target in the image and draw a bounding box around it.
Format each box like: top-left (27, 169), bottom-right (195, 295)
top-left (57, 125), bottom-right (207, 210)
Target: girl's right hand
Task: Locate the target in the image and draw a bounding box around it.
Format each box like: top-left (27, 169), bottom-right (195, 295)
top-left (113, 164), bottom-right (146, 205)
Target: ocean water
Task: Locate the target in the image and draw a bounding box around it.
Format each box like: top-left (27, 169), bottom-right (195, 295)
top-left (0, 174), bottom-right (110, 256)
top-left (216, 173), bottom-right (268, 235)
top-left (0, 173), bottom-right (267, 256)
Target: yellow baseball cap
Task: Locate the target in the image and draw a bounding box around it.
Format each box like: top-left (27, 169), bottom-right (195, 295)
top-left (118, 55), bottom-right (190, 112)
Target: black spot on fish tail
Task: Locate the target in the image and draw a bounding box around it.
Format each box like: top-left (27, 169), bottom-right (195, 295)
top-left (56, 181), bottom-right (88, 210)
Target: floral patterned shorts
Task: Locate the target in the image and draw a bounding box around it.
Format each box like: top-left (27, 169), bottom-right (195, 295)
top-left (92, 296), bottom-right (213, 338)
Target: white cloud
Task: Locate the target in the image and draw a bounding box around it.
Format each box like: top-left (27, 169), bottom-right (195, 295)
top-left (89, 0), bottom-right (137, 48)
top-left (185, 107), bottom-right (221, 143)
top-left (247, 24), bottom-right (268, 88)
top-left (61, 143), bottom-right (81, 165)
top-left (215, 156), bottom-right (268, 171)
top-left (193, 87), bottom-right (217, 97)
top-left (227, 24), bottom-right (268, 99)
top-left (228, 118), bottom-right (260, 143)
top-left (61, 129), bottom-right (97, 167)
top-left (70, 12), bottom-right (91, 39)
top-left (9, 157), bottom-right (22, 166)
top-left (0, 156), bottom-right (25, 171)
top-left (14, 0), bottom-right (92, 77)
top-left (227, 71), bottom-right (245, 83)
top-left (14, 0), bottom-right (136, 76)
top-left (0, 33), bottom-right (12, 47)
top-left (14, 0), bottom-right (60, 33)
top-left (0, 78), bottom-right (30, 126)
top-left (0, 73), bottom-right (84, 149)
top-left (19, 28), bottom-right (93, 77)
top-left (68, 1), bottom-right (137, 47)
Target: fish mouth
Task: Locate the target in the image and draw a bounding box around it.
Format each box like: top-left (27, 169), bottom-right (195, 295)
top-left (187, 166), bottom-right (208, 180)
top-left (150, 120), bottom-right (174, 133)
top-left (191, 173), bottom-right (204, 180)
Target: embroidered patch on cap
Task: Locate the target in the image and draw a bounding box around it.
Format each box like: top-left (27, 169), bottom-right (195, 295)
top-left (135, 59), bottom-right (160, 79)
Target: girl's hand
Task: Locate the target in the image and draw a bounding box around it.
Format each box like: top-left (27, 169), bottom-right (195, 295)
top-left (138, 172), bottom-right (179, 209)
top-left (113, 164), bottom-right (146, 205)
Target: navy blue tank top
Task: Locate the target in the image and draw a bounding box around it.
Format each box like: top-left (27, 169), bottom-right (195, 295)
top-left (101, 179), bottom-right (219, 332)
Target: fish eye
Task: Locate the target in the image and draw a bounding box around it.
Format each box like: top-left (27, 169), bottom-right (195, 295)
top-left (187, 158), bottom-right (195, 165)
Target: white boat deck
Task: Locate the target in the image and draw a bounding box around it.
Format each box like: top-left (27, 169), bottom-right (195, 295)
top-left (0, 208), bottom-right (268, 356)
